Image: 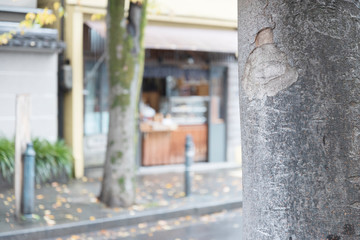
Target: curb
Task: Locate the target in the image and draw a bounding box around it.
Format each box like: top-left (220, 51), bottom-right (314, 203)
top-left (0, 198), bottom-right (243, 240)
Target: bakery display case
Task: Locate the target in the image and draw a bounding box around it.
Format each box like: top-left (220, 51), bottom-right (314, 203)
top-left (168, 96), bottom-right (209, 125)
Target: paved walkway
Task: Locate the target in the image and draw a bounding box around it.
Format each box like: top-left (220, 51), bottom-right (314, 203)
top-left (0, 165), bottom-right (242, 239)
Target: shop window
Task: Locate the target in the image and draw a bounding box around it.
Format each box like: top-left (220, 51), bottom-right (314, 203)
top-left (83, 24), bottom-right (108, 136)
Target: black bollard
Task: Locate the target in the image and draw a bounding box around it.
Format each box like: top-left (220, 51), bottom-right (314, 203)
top-left (22, 143), bottom-right (35, 217)
top-left (185, 135), bottom-right (195, 196)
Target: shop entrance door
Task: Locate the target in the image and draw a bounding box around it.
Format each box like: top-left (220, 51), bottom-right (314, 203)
top-left (208, 66), bottom-right (227, 163)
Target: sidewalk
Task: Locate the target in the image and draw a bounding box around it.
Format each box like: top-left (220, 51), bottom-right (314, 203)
top-left (0, 165), bottom-right (242, 240)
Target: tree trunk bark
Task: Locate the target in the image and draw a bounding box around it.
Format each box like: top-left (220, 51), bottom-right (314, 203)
top-left (99, 0), bottom-right (147, 208)
top-left (238, 1), bottom-right (360, 239)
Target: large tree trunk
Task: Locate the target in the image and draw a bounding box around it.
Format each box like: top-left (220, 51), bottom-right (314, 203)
top-left (238, 1), bottom-right (360, 239)
top-left (99, 0), bottom-right (147, 208)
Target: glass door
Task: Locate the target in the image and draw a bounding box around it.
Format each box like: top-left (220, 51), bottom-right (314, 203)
top-left (208, 66), bottom-right (227, 163)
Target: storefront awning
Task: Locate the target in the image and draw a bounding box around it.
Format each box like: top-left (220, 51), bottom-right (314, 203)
top-left (85, 21), bottom-right (237, 54)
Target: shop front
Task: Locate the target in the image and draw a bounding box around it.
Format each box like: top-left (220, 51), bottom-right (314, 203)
top-left (82, 21), bottom-right (239, 167)
top-left (140, 49), bottom-right (228, 166)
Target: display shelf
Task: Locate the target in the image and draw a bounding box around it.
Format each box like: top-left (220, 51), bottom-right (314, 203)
top-left (169, 96), bottom-right (209, 125)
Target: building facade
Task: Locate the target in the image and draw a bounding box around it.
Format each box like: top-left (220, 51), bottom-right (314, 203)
top-left (43, 0), bottom-right (241, 178)
top-left (0, 2), bottom-right (63, 142)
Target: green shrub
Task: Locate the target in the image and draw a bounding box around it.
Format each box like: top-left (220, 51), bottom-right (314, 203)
top-left (0, 138), bottom-right (74, 184)
top-left (0, 138), bottom-right (15, 183)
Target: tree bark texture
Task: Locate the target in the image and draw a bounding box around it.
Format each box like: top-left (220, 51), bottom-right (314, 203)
top-left (100, 0), bottom-right (147, 208)
top-left (238, 1), bottom-right (360, 239)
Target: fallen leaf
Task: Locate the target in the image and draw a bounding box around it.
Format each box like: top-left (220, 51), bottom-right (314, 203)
top-left (76, 208), bottom-right (82, 213)
top-left (165, 183), bottom-right (173, 189)
top-left (158, 220), bottom-right (167, 226)
top-left (38, 204), bottom-right (45, 210)
top-left (117, 232), bottom-right (129, 237)
top-left (65, 214), bottom-right (73, 220)
top-left (0, 194), bottom-right (4, 198)
top-left (156, 189), bottom-right (164, 194)
top-left (138, 222), bottom-right (147, 229)
top-left (223, 187), bottom-right (230, 193)
top-left (36, 195), bottom-right (44, 200)
top-left (194, 175), bottom-right (203, 181)
top-left (89, 216), bottom-right (96, 221)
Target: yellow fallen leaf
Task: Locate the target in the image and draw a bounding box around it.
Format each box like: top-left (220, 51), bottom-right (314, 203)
top-left (70, 235), bottom-right (80, 240)
top-left (36, 195), bottom-right (44, 200)
top-left (148, 232), bottom-right (153, 237)
top-left (6, 197), bottom-right (12, 202)
top-left (165, 183), bottom-right (173, 189)
top-left (76, 208), bottom-right (82, 213)
top-left (130, 228), bottom-right (136, 233)
top-left (0, 194), bottom-right (4, 198)
top-left (89, 216), bottom-right (96, 221)
top-left (65, 214), bottom-right (73, 220)
top-left (138, 222), bottom-right (147, 229)
top-left (38, 204), bottom-right (45, 210)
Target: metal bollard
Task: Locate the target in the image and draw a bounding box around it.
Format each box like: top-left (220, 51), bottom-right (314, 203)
top-left (185, 135), bottom-right (195, 196)
top-left (22, 143), bottom-right (36, 217)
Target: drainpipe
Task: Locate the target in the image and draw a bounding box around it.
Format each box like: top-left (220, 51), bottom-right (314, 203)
top-left (57, 0), bottom-right (65, 139)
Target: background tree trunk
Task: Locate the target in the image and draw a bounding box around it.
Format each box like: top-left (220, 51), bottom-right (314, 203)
top-left (99, 0), bottom-right (147, 208)
top-left (238, 0), bottom-right (360, 239)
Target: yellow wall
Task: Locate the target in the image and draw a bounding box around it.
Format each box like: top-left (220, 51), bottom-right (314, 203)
top-left (64, 5), bottom-right (84, 178)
